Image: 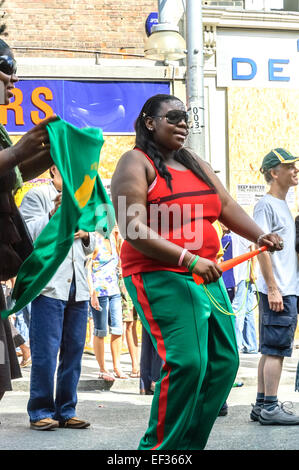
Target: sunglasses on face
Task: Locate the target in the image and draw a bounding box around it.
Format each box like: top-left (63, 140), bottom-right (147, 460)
top-left (0, 55), bottom-right (17, 76)
top-left (151, 109), bottom-right (189, 126)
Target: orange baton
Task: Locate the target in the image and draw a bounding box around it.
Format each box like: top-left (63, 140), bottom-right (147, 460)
top-left (192, 245), bottom-right (268, 285)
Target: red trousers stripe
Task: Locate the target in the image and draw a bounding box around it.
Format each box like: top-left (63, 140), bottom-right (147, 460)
top-left (131, 273), bottom-right (171, 450)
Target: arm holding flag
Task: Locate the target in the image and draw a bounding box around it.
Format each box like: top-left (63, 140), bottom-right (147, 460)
top-left (14, 116), bottom-right (58, 181)
top-left (0, 115), bottom-right (57, 181)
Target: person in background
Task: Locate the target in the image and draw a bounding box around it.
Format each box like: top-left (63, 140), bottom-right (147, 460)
top-left (231, 233), bottom-right (258, 354)
top-left (89, 229), bottom-right (127, 381)
top-left (217, 225), bottom-right (236, 417)
top-left (5, 278), bottom-right (31, 366)
top-left (1, 280), bottom-right (31, 368)
top-left (10, 319), bottom-right (31, 368)
top-left (83, 308), bottom-right (95, 356)
top-left (14, 304), bottom-right (31, 360)
top-left (292, 211), bottom-right (299, 397)
top-left (121, 291), bottom-right (140, 378)
top-left (20, 165), bottom-right (94, 431)
top-left (251, 148), bottom-right (299, 425)
top-left (220, 226), bottom-right (236, 303)
top-left (116, 227), bottom-right (140, 378)
top-left (0, 38), bottom-right (56, 418)
top-left (140, 325), bottom-right (163, 395)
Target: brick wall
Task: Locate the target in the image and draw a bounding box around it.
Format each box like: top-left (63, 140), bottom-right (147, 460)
top-left (1, 0), bottom-right (158, 58)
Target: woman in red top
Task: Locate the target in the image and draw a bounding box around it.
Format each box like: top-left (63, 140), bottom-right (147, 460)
top-left (111, 94), bottom-right (281, 450)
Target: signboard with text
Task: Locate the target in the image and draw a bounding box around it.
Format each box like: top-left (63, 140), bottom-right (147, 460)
top-left (217, 29), bottom-right (299, 88)
top-left (0, 80), bottom-right (170, 133)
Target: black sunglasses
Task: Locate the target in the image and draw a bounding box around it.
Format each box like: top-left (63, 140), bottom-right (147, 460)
top-left (151, 110), bottom-right (189, 125)
top-left (0, 55), bottom-right (17, 76)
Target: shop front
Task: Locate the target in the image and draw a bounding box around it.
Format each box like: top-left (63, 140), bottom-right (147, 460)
top-left (204, 9), bottom-right (299, 215)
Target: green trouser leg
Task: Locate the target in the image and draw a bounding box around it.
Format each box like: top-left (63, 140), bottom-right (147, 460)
top-left (125, 271), bottom-right (239, 451)
top-left (180, 280), bottom-right (239, 449)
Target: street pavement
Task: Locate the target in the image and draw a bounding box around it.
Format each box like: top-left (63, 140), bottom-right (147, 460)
top-left (1, 344), bottom-right (299, 451)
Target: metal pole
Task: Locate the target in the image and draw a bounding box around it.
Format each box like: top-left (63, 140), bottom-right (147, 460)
top-left (157, 0), bottom-right (172, 23)
top-left (186, 0), bottom-right (206, 160)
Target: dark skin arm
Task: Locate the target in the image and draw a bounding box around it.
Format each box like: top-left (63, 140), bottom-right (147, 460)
top-left (0, 115), bottom-right (57, 181)
top-left (111, 149), bottom-right (282, 284)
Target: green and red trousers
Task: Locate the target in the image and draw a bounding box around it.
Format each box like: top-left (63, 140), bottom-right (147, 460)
top-left (124, 270), bottom-right (239, 450)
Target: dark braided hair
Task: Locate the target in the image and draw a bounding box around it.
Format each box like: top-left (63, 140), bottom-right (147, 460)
top-left (135, 94), bottom-right (215, 191)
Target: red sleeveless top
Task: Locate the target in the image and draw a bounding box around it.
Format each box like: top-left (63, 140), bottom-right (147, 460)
top-left (121, 149), bottom-right (222, 277)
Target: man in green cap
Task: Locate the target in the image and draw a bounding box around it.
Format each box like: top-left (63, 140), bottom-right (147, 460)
top-left (251, 148), bottom-right (299, 425)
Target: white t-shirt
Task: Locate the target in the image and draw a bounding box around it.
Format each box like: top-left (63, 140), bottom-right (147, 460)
top-left (253, 193), bottom-right (299, 296)
top-left (231, 232), bottom-right (252, 285)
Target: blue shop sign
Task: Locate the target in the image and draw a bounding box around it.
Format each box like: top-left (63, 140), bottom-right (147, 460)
top-left (0, 80), bottom-right (170, 133)
top-left (145, 12), bottom-right (159, 36)
top-left (232, 58), bottom-right (290, 82)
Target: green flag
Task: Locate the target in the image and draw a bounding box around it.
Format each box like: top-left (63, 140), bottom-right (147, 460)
top-left (1, 117), bottom-right (115, 319)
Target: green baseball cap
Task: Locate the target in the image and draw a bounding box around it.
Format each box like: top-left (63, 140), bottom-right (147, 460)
top-left (260, 148), bottom-right (299, 173)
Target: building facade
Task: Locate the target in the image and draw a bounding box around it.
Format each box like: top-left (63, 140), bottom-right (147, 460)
top-left (202, 6), bottom-right (299, 214)
top-left (2, 1), bottom-right (299, 214)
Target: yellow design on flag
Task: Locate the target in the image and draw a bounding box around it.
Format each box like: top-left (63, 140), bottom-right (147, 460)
top-left (75, 174), bottom-right (96, 208)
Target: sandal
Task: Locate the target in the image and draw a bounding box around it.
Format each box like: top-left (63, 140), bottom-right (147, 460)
top-left (113, 368), bottom-right (128, 379)
top-left (20, 357), bottom-right (32, 368)
top-left (98, 371), bottom-right (115, 382)
top-left (129, 371), bottom-right (140, 378)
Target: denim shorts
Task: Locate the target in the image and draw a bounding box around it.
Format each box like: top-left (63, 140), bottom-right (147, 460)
top-left (260, 293), bottom-right (298, 357)
top-left (90, 293), bottom-right (123, 337)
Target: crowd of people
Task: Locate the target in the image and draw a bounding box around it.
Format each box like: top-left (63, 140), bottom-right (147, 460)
top-left (1, 38), bottom-right (299, 450)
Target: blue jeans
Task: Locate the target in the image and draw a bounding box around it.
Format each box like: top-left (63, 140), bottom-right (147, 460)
top-left (233, 280), bottom-right (258, 353)
top-left (27, 282), bottom-right (88, 422)
top-left (91, 293), bottom-right (123, 337)
top-left (14, 304), bottom-right (31, 344)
